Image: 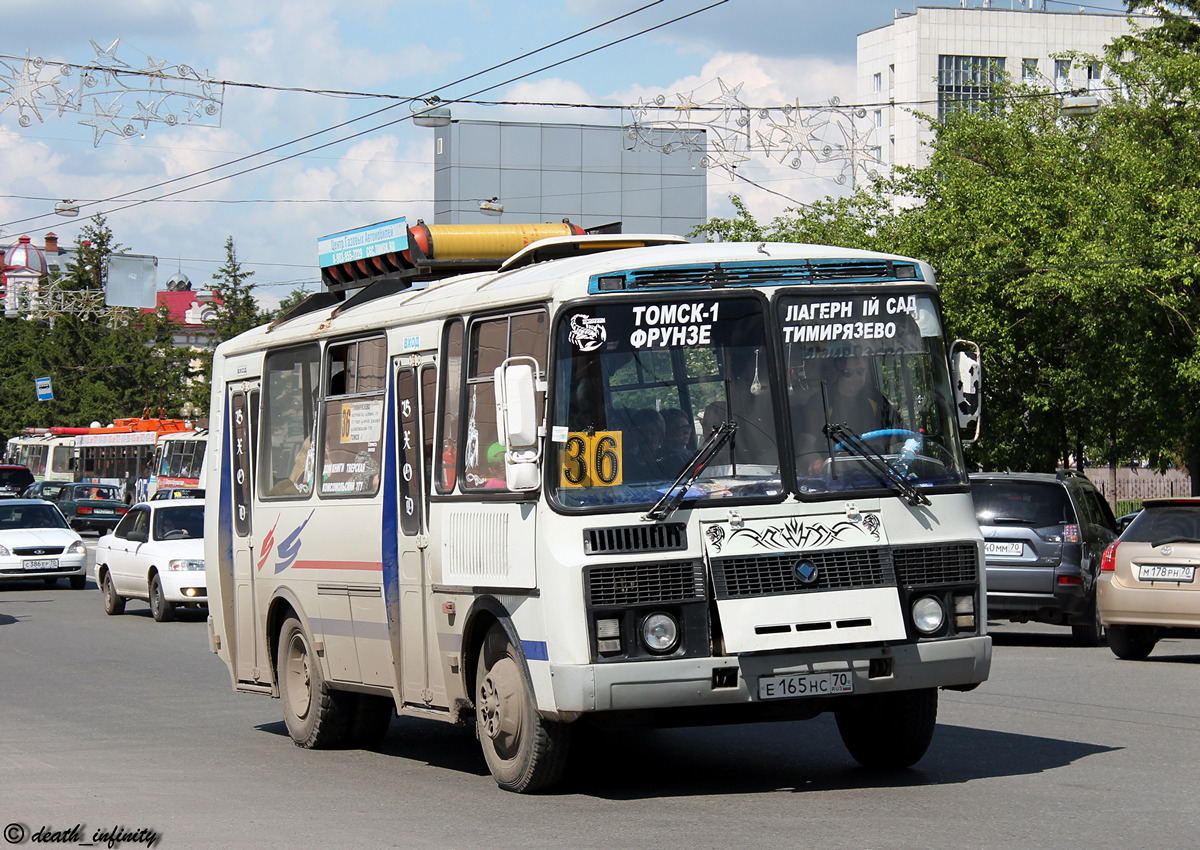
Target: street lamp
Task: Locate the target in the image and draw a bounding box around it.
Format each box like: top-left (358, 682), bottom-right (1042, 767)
top-left (1061, 95), bottom-right (1101, 117)
top-left (54, 200), bottom-right (79, 217)
top-left (412, 99), bottom-right (452, 127)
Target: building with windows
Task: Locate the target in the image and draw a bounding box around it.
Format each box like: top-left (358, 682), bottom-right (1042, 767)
top-left (857, 4), bottom-right (1153, 172)
top-left (433, 119), bottom-right (706, 237)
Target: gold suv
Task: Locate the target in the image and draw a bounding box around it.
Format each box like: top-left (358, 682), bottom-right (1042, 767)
top-left (1097, 497), bottom-right (1200, 660)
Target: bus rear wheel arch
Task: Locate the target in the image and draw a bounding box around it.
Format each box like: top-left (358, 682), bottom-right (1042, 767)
top-left (475, 625), bottom-right (570, 793)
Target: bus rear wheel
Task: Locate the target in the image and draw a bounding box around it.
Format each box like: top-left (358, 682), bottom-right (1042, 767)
top-left (475, 626), bottom-right (570, 793)
top-left (277, 616), bottom-right (351, 748)
top-left (834, 687), bottom-right (938, 770)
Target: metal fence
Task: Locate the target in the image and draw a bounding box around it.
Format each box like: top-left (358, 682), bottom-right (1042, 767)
top-left (1082, 467), bottom-right (1192, 514)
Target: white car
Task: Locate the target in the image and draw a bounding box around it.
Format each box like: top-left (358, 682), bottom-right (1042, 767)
top-left (94, 498), bottom-right (206, 622)
top-left (0, 499), bottom-right (88, 588)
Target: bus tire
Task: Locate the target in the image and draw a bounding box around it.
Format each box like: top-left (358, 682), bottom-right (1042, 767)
top-left (834, 687), bottom-right (938, 770)
top-left (149, 574), bottom-right (175, 622)
top-left (348, 694), bottom-right (394, 747)
top-left (277, 616), bottom-right (351, 748)
top-left (475, 626), bottom-right (570, 793)
top-left (101, 571), bottom-right (126, 615)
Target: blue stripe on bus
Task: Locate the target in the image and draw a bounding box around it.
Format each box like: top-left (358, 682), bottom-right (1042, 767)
top-left (217, 392), bottom-right (233, 579)
top-left (380, 369), bottom-right (400, 640)
top-left (521, 640), bottom-right (548, 661)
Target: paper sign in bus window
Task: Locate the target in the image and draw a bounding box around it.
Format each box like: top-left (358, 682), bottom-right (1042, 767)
top-left (339, 399), bottom-right (383, 444)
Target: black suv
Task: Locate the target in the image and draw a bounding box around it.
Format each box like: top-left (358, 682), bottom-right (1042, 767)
top-left (971, 470), bottom-right (1118, 645)
top-left (0, 465), bottom-right (35, 498)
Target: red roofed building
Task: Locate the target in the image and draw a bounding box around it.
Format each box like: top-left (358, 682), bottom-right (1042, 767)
top-left (143, 279), bottom-right (223, 349)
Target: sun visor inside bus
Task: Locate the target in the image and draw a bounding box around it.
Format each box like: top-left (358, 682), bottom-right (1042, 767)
top-left (320, 221), bottom-right (586, 294)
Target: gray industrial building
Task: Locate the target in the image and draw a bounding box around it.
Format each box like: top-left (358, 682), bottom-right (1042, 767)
top-left (432, 119), bottom-right (707, 237)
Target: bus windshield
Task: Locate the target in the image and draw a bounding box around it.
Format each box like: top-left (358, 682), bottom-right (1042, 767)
top-left (780, 289), bottom-right (968, 496)
top-left (551, 295), bottom-right (783, 510)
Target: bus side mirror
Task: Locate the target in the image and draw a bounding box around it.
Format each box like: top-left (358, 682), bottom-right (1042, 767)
top-left (494, 357), bottom-right (544, 491)
top-left (951, 340), bottom-right (982, 444)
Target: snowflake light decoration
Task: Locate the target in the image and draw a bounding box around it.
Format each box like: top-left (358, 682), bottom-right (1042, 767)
top-left (0, 40), bottom-right (223, 146)
top-left (624, 79), bottom-right (886, 188)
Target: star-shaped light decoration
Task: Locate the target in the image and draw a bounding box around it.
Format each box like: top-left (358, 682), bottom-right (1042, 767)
top-left (0, 40), bottom-right (223, 145)
top-left (623, 82), bottom-right (885, 188)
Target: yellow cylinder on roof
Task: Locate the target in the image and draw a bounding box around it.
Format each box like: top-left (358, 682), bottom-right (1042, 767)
top-left (409, 222), bottom-right (584, 261)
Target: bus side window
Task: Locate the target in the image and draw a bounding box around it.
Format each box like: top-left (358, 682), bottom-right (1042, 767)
top-left (319, 337), bottom-right (385, 498)
top-left (462, 309), bottom-right (547, 492)
top-left (437, 320), bottom-right (464, 492)
top-left (261, 344), bottom-right (320, 498)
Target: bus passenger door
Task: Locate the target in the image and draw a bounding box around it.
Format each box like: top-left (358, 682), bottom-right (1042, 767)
top-left (227, 383), bottom-right (262, 685)
top-left (390, 357), bottom-right (446, 710)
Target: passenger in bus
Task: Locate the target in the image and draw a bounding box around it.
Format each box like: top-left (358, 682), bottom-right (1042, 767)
top-left (626, 409), bottom-right (670, 481)
top-left (825, 356), bottom-right (899, 436)
top-left (657, 408), bottom-right (696, 476)
top-left (484, 442), bottom-right (508, 488)
top-left (269, 434), bottom-right (314, 496)
top-left (795, 356), bottom-right (900, 475)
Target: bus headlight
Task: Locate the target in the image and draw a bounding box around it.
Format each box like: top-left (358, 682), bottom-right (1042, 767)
top-left (912, 596), bottom-right (945, 635)
top-left (640, 612), bottom-right (679, 654)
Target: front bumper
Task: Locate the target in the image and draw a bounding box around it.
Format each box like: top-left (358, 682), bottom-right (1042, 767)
top-left (546, 636), bottom-right (991, 714)
top-left (0, 554), bottom-right (87, 580)
top-left (156, 571), bottom-right (208, 604)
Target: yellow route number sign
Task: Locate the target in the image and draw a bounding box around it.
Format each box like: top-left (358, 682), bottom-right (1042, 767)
top-left (559, 431), bottom-right (623, 487)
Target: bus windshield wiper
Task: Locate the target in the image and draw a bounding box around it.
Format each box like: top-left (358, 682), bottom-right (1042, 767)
top-left (823, 421), bottom-right (930, 507)
top-left (643, 421), bottom-right (737, 522)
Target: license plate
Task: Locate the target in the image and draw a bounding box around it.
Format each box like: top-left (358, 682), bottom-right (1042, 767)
top-left (759, 671), bottom-right (854, 700)
top-left (1138, 564), bottom-right (1195, 582)
top-left (985, 541), bottom-right (1023, 556)
top-left (23, 559), bottom-right (59, 570)
top-left (93, 508), bottom-right (114, 514)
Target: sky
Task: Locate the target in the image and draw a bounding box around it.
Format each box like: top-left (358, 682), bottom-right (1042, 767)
top-left (0, 0), bottom-right (1133, 305)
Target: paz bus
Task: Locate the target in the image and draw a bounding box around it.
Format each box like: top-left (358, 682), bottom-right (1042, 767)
top-left (205, 225), bottom-right (990, 792)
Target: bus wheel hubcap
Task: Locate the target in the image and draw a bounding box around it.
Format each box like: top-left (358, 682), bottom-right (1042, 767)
top-left (479, 656), bottom-right (523, 754)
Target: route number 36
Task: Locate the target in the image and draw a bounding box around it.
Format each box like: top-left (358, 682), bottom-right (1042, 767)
top-left (559, 431), bottom-right (623, 487)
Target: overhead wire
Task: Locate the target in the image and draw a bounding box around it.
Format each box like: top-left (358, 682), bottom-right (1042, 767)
top-left (0, 0), bottom-right (714, 232)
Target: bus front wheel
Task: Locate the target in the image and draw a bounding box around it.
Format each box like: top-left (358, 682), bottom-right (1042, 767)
top-left (834, 687), bottom-right (938, 770)
top-left (277, 616), bottom-right (351, 748)
top-left (475, 626), bottom-right (570, 793)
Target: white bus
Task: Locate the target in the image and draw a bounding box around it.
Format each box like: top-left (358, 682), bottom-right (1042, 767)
top-left (6, 432), bottom-right (77, 483)
top-left (147, 430), bottom-right (208, 498)
top-left (205, 232), bottom-right (990, 792)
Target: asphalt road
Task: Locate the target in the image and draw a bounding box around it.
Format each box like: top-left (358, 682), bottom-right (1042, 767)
top-left (2, 552), bottom-right (1198, 850)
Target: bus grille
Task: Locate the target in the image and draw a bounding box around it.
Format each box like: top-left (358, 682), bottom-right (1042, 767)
top-left (586, 561), bottom-right (706, 607)
top-left (891, 543), bottom-right (979, 586)
top-left (710, 548), bottom-right (894, 599)
top-left (583, 523), bottom-right (687, 554)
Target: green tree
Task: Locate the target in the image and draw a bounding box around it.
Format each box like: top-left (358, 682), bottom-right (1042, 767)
top-left (274, 286), bottom-right (314, 320)
top-left (696, 34), bottom-right (1200, 481)
top-left (209, 236), bottom-right (263, 340)
top-left (0, 217), bottom-right (196, 444)
top-left (184, 236), bottom-right (267, 416)
top-left (59, 214), bottom-right (122, 291)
